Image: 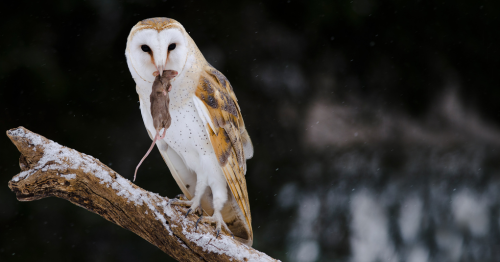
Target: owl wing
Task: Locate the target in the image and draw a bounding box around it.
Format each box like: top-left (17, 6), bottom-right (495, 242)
top-left (192, 64), bottom-right (254, 238)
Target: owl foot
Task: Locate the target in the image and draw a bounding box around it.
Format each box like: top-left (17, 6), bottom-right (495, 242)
top-left (169, 198), bottom-right (203, 218)
top-left (185, 205), bottom-right (203, 218)
top-left (195, 213), bottom-right (234, 239)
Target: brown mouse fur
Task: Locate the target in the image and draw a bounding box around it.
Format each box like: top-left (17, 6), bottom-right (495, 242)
top-left (134, 70), bottom-right (178, 181)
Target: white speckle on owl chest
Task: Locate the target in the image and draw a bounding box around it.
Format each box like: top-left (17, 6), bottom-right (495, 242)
top-left (162, 99), bottom-right (212, 158)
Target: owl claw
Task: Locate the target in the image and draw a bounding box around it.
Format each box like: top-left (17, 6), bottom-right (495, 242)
top-left (195, 215), bottom-right (203, 230)
top-left (185, 208), bottom-right (192, 218)
top-left (216, 229), bottom-right (220, 238)
top-left (195, 212), bottom-right (233, 238)
top-left (169, 199), bottom-right (202, 219)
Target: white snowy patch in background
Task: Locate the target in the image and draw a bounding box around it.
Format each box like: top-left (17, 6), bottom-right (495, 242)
top-left (284, 184), bottom-right (495, 262)
top-left (295, 240), bottom-right (319, 262)
top-left (298, 196), bottom-right (320, 229)
top-left (406, 245), bottom-right (429, 262)
top-left (288, 195), bottom-right (321, 262)
top-left (277, 183), bottom-right (297, 209)
top-left (452, 189), bottom-right (489, 237)
top-left (399, 195), bottom-right (423, 243)
top-left (435, 229), bottom-right (463, 262)
top-left (350, 190), bottom-right (398, 262)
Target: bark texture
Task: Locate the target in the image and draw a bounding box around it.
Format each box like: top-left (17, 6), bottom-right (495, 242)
top-left (7, 127), bottom-right (278, 262)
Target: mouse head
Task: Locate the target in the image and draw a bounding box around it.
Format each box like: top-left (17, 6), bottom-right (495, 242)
top-left (161, 70), bottom-right (178, 81)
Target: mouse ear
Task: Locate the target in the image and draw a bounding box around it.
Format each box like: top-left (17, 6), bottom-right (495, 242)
top-left (165, 70), bottom-right (178, 78)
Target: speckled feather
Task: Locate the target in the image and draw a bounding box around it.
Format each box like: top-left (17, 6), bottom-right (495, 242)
top-left (196, 65), bottom-right (253, 235)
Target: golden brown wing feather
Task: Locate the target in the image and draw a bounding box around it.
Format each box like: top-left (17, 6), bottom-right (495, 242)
top-left (195, 65), bottom-right (252, 236)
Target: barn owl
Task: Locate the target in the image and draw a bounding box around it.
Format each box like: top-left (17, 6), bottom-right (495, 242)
top-left (125, 18), bottom-right (254, 246)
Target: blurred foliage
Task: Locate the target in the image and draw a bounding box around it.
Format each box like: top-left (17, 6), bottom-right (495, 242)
top-left (1, 0), bottom-right (500, 261)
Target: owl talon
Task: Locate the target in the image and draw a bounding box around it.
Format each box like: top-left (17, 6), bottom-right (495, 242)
top-left (185, 208), bottom-right (192, 218)
top-left (195, 215), bottom-right (203, 230)
top-left (195, 212), bottom-right (233, 238)
top-left (216, 229), bottom-right (220, 238)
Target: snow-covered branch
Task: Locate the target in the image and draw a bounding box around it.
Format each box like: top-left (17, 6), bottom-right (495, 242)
top-left (6, 127), bottom-right (277, 262)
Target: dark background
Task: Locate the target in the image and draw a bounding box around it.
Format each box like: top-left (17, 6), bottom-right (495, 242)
top-left (2, 0), bottom-right (500, 261)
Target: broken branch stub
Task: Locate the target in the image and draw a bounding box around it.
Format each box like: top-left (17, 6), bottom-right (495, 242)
top-left (6, 127), bottom-right (278, 262)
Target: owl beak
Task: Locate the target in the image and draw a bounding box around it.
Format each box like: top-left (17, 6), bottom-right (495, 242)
top-left (156, 64), bottom-right (165, 77)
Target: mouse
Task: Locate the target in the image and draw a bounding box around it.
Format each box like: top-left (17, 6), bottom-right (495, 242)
top-left (134, 70), bottom-right (178, 181)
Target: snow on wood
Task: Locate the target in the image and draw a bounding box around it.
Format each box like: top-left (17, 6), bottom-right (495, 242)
top-left (7, 127), bottom-right (278, 262)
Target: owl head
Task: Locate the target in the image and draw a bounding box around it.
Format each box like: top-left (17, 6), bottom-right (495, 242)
top-left (125, 18), bottom-right (189, 85)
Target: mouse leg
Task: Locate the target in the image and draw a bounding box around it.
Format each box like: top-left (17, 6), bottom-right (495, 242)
top-left (134, 131), bottom-right (159, 182)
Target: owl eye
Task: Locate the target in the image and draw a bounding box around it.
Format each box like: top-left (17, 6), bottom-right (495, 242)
top-left (141, 45), bottom-right (151, 52)
top-left (168, 43), bottom-right (176, 51)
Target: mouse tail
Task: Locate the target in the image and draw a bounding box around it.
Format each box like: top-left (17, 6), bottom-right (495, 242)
top-left (134, 132), bottom-right (159, 182)
top-left (159, 127), bottom-right (167, 139)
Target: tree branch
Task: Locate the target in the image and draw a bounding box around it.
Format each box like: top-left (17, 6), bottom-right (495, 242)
top-left (6, 127), bottom-right (278, 262)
